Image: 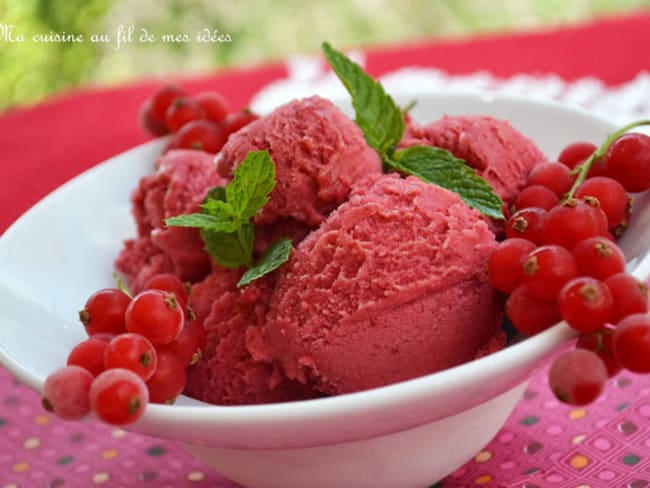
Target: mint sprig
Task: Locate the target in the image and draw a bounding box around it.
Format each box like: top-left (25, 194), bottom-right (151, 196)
top-left (165, 150), bottom-right (292, 287)
top-left (322, 41), bottom-right (504, 220)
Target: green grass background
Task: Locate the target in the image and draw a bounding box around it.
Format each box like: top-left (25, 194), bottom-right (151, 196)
top-left (1, 0), bottom-right (649, 111)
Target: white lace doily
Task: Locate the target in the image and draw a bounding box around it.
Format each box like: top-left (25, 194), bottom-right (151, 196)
top-left (250, 52), bottom-right (650, 131)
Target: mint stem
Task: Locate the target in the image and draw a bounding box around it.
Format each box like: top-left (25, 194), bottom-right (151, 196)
top-left (565, 119), bottom-right (650, 200)
top-left (236, 227), bottom-right (254, 268)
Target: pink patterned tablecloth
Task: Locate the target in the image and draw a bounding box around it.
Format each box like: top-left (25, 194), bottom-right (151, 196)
top-left (2, 360), bottom-right (650, 487)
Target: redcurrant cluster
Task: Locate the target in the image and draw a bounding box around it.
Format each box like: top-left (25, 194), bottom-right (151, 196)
top-left (41, 273), bottom-right (206, 425)
top-left (488, 125), bottom-right (650, 407)
top-left (139, 84), bottom-right (259, 154)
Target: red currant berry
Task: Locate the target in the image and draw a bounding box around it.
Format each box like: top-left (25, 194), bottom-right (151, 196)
top-left (605, 272), bottom-right (649, 323)
top-left (612, 196), bottom-right (634, 239)
top-left (139, 99), bottom-right (168, 137)
top-left (574, 177), bottom-right (628, 230)
top-left (42, 366), bottom-right (93, 421)
top-left (587, 157), bottom-right (609, 178)
top-left (505, 207), bottom-right (546, 244)
top-left (79, 288), bottom-right (131, 337)
top-left (89, 333), bottom-right (116, 343)
top-left (548, 349), bottom-right (608, 405)
top-left (162, 132), bottom-right (180, 154)
top-left (542, 198), bottom-right (602, 250)
top-left (612, 313), bottom-right (650, 373)
top-left (505, 284), bottom-right (561, 335)
top-left (143, 273), bottom-right (189, 306)
top-left (526, 162), bottom-right (574, 198)
top-left (602, 132), bottom-right (650, 192)
top-left (576, 329), bottom-right (622, 377)
top-left (223, 109), bottom-right (259, 136)
top-left (159, 318), bottom-right (206, 366)
top-left (139, 84), bottom-right (186, 136)
top-left (146, 350), bottom-right (187, 404)
top-left (582, 196), bottom-right (609, 236)
top-left (487, 238), bottom-right (537, 293)
top-left (195, 91), bottom-right (230, 123)
top-left (558, 141), bottom-right (597, 170)
top-left (558, 277), bottom-right (614, 332)
top-left (176, 119), bottom-right (228, 154)
top-left (582, 196), bottom-right (612, 237)
top-left (90, 368), bottom-right (149, 425)
top-left (522, 245), bottom-right (578, 300)
top-left (572, 237), bottom-right (626, 280)
top-left (67, 338), bottom-right (108, 377)
top-left (125, 290), bottom-right (185, 346)
top-left (104, 333), bottom-right (158, 381)
top-left (513, 185), bottom-right (559, 211)
top-left (165, 97), bottom-right (206, 133)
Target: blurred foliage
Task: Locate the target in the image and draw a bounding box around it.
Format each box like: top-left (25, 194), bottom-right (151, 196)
top-left (0, 0), bottom-right (113, 109)
top-left (1, 0), bottom-right (649, 111)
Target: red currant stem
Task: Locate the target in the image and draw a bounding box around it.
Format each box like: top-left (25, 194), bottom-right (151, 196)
top-left (128, 396), bottom-right (142, 415)
top-left (112, 271), bottom-right (133, 298)
top-left (565, 119), bottom-right (650, 201)
top-left (41, 397), bottom-right (53, 412)
top-left (594, 330), bottom-right (605, 353)
top-left (187, 306), bottom-right (196, 321)
top-left (191, 349), bottom-right (202, 365)
top-left (401, 99), bottom-right (417, 115)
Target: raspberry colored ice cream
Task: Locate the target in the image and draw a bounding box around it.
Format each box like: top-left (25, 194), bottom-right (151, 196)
top-left (261, 173), bottom-right (504, 395)
top-left (402, 115), bottom-right (546, 206)
top-left (116, 149), bottom-right (225, 292)
top-left (216, 95), bottom-right (382, 229)
top-left (185, 266), bottom-right (318, 405)
top-left (114, 99), bottom-right (524, 406)
top-left (179, 96), bottom-right (388, 405)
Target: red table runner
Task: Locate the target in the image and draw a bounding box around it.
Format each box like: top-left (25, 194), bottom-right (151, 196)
top-left (2, 11), bottom-right (650, 488)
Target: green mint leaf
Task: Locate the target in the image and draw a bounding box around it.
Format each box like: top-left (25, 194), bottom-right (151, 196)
top-left (322, 42), bottom-right (404, 156)
top-left (204, 186), bottom-right (227, 203)
top-left (237, 237), bottom-right (292, 287)
top-left (202, 222), bottom-right (255, 269)
top-left (165, 212), bottom-right (239, 233)
top-left (227, 150), bottom-right (276, 221)
top-left (202, 231), bottom-right (244, 268)
top-left (391, 146), bottom-right (505, 219)
top-left (201, 198), bottom-right (239, 220)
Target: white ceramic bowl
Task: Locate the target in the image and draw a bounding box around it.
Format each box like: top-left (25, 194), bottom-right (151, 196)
top-left (2, 91), bottom-right (650, 488)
